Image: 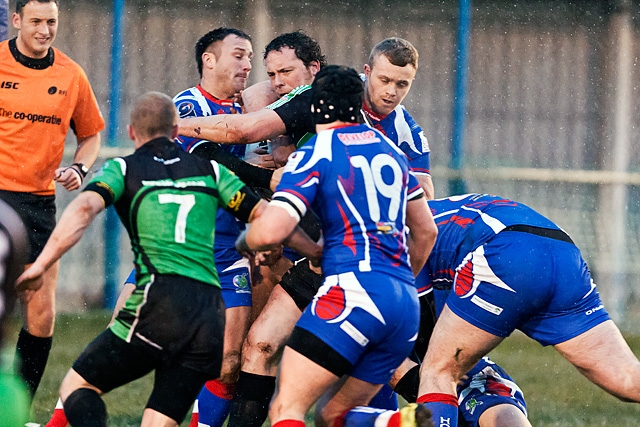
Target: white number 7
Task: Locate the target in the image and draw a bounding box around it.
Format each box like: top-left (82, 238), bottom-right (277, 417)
top-left (158, 193), bottom-right (196, 243)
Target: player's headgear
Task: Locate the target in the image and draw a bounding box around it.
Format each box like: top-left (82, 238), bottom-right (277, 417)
top-left (311, 65), bottom-right (363, 125)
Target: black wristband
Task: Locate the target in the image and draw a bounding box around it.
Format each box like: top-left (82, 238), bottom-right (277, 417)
top-left (71, 163), bottom-right (88, 178)
top-left (67, 165), bottom-right (84, 183)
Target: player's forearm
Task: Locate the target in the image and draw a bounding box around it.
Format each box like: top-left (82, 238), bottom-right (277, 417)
top-left (178, 115), bottom-right (250, 145)
top-left (283, 226), bottom-right (323, 265)
top-left (73, 133), bottom-right (101, 168)
top-left (179, 109), bottom-right (286, 145)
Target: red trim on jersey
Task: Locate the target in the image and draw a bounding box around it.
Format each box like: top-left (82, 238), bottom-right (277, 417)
top-left (417, 393), bottom-right (458, 407)
top-left (196, 85), bottom-right (236, 107)
top-left (361, 101), bottom-right (388, 121)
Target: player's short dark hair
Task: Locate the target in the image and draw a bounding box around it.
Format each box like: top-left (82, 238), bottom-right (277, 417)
top-left (264, 30), bottom-right (327, 69)
top-left (311, 65), bottom-right (363, 125)
top-left (130, 92), bottom-right (178, 140)
top-left (16, 0), bottom-right (58, 14)
top-left (368, 37), bottom-right (419, 69)
top-left (195, 28), bottom-right (251, 77)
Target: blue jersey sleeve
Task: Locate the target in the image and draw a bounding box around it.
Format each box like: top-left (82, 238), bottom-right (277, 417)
top-left (271, 140), bottom-right (322, 220)
top-left (397, 107), bottom-right (431, 176)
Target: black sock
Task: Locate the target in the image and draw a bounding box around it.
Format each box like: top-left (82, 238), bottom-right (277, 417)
top-left (394, 365), bottom-right (421, 403)
top-left (64, 388), bottom-right (107, 427)
top-left (15, 328), bottom-right (53, 398)
top-left (227, 371), bottom-right (276, 427)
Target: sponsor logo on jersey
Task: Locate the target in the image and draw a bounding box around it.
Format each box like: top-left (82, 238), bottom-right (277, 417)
top-left (233, 273), bottom-right (250, 293)
top-left (227, 191), bottom-right (246, 212)
top-left (177, 101), bottom-right (195, 117)
top-left (141, 179), bottom-right (207, 188)
top-left (465, 397), bottom-right (483, 415)
top-left (0, 107), bottom-right (62, 125)
top-left (1, 81), bottom-right (19, 89)
top-left (337, 130), bottom-right (381, 145)
top-left (585, 304), bottom-right (604, 316)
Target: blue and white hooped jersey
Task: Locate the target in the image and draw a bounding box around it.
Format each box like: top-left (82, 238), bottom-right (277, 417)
top-left (361, 101), bottom-right (430, 178)
top-left (423, 193), bottom-right (564, 298)
top-left (272, 123), bottom-right (424, 282)
top-left (172, 85), bottom-right (245, 251)
top-left (173, 85), bottom-right (246, 159)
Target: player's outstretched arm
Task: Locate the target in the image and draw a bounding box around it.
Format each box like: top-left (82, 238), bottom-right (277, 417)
top-left (406, 197), bottom-right (438, 276)
top-left (15, 191), bottom-right (105, 292)
top-left (178, 109), bottom-right (287, 145)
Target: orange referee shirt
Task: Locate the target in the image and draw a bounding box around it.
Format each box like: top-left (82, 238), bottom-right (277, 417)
top-left (0, 40), bottom-right (105, 195)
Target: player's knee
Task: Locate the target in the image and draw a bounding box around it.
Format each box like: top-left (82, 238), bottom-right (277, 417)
top-left (25, 307), bottom-right (55, 337)
top-left (243, 335), bottom-right (281, 369)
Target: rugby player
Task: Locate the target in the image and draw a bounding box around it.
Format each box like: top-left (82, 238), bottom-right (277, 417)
top-left (416, 194), bottom-right (640, 426)
top-left (15, 91), bottom-right (320, 427)
top-left (236, 64), bottom-right (438, 427)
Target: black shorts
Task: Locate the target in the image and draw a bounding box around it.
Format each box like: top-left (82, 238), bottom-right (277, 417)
top-left (279, 258), bottom-right (324, 311)
top-left (108, 274), bottom-right (226, 376)
top-left (0, 190), bottom-right (55, 263)
top-left (73, 329), bottom-right (210, 423)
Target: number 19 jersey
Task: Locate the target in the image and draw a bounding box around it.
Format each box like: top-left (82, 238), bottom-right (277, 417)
top-left (272, 123), bottom-right (423, 282)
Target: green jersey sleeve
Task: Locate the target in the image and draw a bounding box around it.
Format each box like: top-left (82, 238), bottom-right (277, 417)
top-left (83, 158), bottom-right (126, 206)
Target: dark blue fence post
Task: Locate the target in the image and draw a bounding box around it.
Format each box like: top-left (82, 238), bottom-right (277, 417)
top-left (449, 0), bottom-right (471, 195)
top-left (103, 0), bottom-right (125, 309)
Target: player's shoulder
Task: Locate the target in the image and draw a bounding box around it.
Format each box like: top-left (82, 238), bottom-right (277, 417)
top-left (51, 47), bottom-right (88, 75)
top-left (392, 104), bottom-right (419, 124)
top-left (173, 87), bottom-right (200, 118)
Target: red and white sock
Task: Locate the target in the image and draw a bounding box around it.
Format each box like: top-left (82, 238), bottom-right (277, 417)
top-left (44, 398), bottom-right (68, 427)
top-left (188, 399), bottom-right (199, 427)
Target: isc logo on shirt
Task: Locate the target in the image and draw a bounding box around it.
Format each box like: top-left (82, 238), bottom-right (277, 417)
top-left (1, 81), bottom-right (19, 89)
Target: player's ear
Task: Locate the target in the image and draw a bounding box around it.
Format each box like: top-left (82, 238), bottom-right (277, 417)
top-left (12, 13), bottom-right (22, 30)
top-left (363, 63), bottom-right (371, 77)
top-left (308, 61), bottom-right (321, 77)
top-left (170, 124), bottom-right (179, 140)
top-left (202, 51), bottom-right (216, 70)
top-left (127, 125), bottom-right (136, 142)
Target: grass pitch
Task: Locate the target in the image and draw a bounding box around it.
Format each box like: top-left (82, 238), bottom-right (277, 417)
top-left (4, 311), bottom-right (640, 426)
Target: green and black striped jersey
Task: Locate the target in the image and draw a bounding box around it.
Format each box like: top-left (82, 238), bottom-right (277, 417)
top-left (84, 137), bottom-right (248, 288)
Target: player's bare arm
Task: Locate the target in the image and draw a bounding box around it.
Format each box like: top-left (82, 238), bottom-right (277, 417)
top-left (405, 196), bottom-right (437, 276)
top-left (416, 174), bottom-right (435, 200)
top-left (239, 200), bottom-right (321, 262)
top-left (178, 108), bottom-right (286, 145)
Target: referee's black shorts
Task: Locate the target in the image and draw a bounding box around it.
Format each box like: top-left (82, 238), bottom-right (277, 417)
top-left (0, 190), bottom-right (55, 263)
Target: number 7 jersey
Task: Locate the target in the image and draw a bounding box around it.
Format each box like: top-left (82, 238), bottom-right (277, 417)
top-left (84, 137), bottom-right (247, 288)
top-left (272, 123), bottom-right (424, 282)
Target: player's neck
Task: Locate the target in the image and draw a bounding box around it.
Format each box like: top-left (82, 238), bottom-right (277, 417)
top-left (199, 79), bottom-right (234, 101)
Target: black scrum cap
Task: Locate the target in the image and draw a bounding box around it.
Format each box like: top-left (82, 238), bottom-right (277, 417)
top-left (311, 65), bottom-right (364, 125)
